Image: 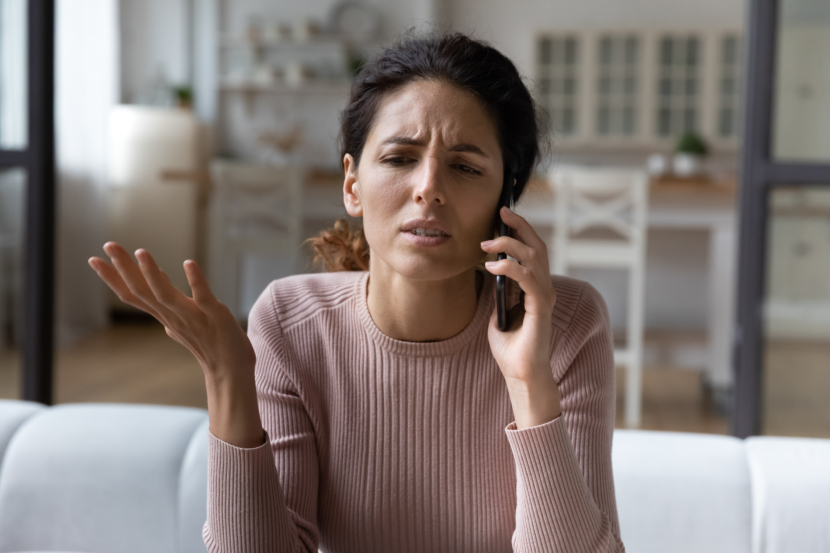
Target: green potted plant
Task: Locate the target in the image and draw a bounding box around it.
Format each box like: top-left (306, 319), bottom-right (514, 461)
top-left (673, 131), bottom-right (709, 176)
top-left (173, 86), bottom-right (193, 110)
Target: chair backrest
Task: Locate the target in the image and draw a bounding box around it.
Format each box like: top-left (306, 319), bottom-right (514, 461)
top-left (209, 160), bottom-right (304, 245)
top-left (208, 160), bottom-right (307, 318)
top-left (551, 165), bottom-right (649, 274)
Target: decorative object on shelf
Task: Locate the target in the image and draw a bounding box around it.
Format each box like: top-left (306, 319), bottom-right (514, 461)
top-left (329, 1), bottom-right (380, 44)
top-left (251, 64), bottom-right (280, 86)
top-left (673, 131), bottom-right (710, 177)
top-left (261, 21), bottom-right (292, 43)
top-left (284, 63), bottom-right (314, 86)
top-left (646, 153), bottom-right (669, 176)
top-left (173, 85), bottom-right (193, 110)
top-left (257, 123), bottom-right (304, 165)
top-left (293, 19), bottom-right (323, 42)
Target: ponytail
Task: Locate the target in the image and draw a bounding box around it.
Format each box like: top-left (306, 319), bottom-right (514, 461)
top-left (306, 218), bottom-right (370, 272)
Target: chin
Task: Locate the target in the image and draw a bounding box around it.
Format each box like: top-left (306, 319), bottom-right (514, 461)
top-left (389, 251), bottom-right (478, 282)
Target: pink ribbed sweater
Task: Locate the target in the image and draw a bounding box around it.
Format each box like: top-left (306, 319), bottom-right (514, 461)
top-left (203, 269), bottom-right (625, 553)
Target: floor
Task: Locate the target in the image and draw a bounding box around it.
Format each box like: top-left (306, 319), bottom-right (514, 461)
top-left (1, 321), bottom-right (828, 437)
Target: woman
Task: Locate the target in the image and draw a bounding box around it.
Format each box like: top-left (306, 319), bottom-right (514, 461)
top-left (89, 33), bottom-right (625, 552)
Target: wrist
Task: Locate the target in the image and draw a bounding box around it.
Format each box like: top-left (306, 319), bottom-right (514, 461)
top-left (506, 374), bottom-right (561, 430)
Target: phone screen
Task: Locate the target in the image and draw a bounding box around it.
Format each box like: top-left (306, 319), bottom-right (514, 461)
top-left (496, 168), bottom-right (515, 331)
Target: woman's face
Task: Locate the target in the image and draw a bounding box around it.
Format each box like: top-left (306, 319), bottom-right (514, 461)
top-left (343, 79), bottom-right (504, 281)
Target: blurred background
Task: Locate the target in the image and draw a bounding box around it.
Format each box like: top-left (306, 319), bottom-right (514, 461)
top-left (0, 0), bottom-right (828, 438)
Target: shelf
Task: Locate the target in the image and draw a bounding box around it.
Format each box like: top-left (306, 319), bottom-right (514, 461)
top-left (219, 79), bottom-right (352, 94)
top-left (219, 35), bottom-right (346, 49)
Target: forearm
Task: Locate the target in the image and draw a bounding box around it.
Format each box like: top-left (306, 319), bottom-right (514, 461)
top-left (506, 372), bottom-right (561, 430)
top-left (205, 370), bottom-right (266, 448)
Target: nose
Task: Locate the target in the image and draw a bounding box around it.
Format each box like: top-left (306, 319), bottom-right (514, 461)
top-left (411, 156), bottom-right (446, 206)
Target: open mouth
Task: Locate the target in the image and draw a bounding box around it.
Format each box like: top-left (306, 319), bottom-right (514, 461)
top-left (408, 228), bottom-right (450, 237)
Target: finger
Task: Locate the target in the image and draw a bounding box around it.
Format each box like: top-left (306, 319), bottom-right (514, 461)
top-left (481, 236), bottom-right (549, 283)
top-left (484, 258), bottom-right (553, 316)
top-left (103, 242), bottom-right (165, 308)
top-left (135, 249), bottom-right (193, 312)
top-left (183, 260), bottom-right (224, 314)
top-left (499, 206), bottom-right (550, 261)
top-left (88, 256), bottom-right (164, 319)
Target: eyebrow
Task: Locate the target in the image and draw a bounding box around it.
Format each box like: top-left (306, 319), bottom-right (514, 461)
top-left (380, 136), bottom-right (489, 158)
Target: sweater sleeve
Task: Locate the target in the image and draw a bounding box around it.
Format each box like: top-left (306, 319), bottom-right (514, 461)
top-left (202, 283), bottom-right (320, 553)
top-left (504, 281), bottom-right (625, 552)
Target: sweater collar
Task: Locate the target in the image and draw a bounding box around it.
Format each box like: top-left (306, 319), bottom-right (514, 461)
top-left (354, 269), bottom-right (494, 357)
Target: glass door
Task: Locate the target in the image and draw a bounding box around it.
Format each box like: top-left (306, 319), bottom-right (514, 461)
top-left (733, 0), bottom-right (830, 437)
top-left (0, 0), bottom-right (56, 403)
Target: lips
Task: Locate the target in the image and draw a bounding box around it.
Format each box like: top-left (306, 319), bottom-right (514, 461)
top-left (401, 218), bottom-right (452, 237)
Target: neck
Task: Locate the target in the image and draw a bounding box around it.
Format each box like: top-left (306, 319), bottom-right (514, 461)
top-left (366, 259), bottom-right (483, 342)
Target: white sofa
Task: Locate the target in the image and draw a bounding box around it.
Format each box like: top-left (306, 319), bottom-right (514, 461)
top-left (0, 399), bottom-right (828, 553)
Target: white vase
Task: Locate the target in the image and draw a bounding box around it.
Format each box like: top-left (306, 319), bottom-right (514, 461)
top-left (646, 154), bottom-right (668, 176)
top-left (673, 153), bottom-right (701, 176)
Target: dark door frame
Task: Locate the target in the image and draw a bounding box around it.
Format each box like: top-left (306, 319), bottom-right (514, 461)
top-left (733, 0), bottom-right (830, 437)
top-left (0, 0), bottom-right (56, 404)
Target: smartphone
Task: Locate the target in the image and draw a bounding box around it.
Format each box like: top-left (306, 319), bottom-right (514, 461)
top-left (496, 167), bottom-right (515, 331)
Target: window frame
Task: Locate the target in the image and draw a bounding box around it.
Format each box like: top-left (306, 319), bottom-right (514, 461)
top-left (0, 0), bottom-right (57, 404)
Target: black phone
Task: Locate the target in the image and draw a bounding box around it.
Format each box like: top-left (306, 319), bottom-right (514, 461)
top-left (496, 168), bottom-right (514, 332)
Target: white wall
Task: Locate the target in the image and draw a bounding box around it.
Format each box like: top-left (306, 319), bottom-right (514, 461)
top-left (119, 0), bottom-right (189, 103)
top-left (55, 0), bottom-right (120, 346)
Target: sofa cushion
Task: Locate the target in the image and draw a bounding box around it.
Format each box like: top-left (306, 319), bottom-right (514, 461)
top-left (178, 418), bottom-right (210, 553)
top-left (0, 403), bottom-right (207, 553)
top-left (612, 429), bottom-right (752, 553)
top-left (0, 399), bottom-right (44, 462)
top-left (746, 436), bottom-right (830, 553)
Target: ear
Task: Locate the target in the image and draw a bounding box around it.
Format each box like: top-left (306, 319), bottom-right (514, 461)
top-left (343, 153), bottom-right (363, 217)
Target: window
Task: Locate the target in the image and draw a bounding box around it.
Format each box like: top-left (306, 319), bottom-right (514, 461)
top-left (717, 34), bottom-right (742, 138)
top-left (656, 35), bottom-right (701, 137)
top-left (596, 35), bottom-right (639, 136)
top-left (537, 36), bottom-right (579, 135)
top-left (535, 29), bottom-right (741, 149)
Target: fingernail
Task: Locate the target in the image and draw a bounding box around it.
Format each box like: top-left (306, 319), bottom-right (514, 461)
top-left (485, 261), bottom-right (496, 267)
top-left (502, 206), bottom-right (513, 213)
top-left (480, 240), bottom-right (494, 247)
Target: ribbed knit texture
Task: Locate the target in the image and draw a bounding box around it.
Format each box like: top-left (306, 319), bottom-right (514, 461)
top-left (203, 270), bottom-right (625, 553)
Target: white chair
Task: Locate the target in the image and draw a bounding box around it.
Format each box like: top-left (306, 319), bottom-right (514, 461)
top-left (208, 160), bottom-right (305, 321)
top-left (550, 166), bottom-right (649, 428)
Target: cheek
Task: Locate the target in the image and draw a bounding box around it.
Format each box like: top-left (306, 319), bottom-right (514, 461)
top-left (359, 177), bottom-right (406, 242)
top-left (460, 190), bottom-right (500, 239)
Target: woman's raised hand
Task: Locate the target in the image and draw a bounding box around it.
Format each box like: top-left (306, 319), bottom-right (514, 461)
top-left (88, 242), bottom-right (255, 382)
top-left (89, 242), bottom-right (265, 447)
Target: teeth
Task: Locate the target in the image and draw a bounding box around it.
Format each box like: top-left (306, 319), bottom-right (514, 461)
top-left (410, 228), bottom-right (447, 237)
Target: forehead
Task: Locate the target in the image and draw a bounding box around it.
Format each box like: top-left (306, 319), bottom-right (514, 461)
top-left (365, 80), bottom-right (501, 153)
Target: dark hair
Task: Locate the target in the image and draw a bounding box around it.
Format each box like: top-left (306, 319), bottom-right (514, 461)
top-left (308, 32), bottom-right (547, 271)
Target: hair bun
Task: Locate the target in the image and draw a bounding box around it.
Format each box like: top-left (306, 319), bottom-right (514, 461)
top-left (307, 218), bottom-right (370, 272)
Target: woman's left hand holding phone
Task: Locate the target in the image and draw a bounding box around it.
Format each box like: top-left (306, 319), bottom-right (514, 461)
top-left (481, 207), bottom-right (561, 429)
top-left (88, 242), bottom-right (266, 448)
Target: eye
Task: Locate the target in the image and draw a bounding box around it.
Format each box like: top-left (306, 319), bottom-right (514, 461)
top-left (454, 164), bottom-right (482, 176)
top-left (383, 156), bottom-right (412, 166)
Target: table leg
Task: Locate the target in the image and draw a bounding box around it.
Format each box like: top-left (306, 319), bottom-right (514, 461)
top-left (707, 223), bottom-right (738, 398)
